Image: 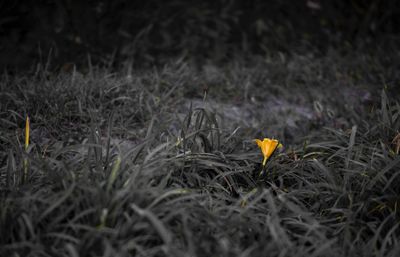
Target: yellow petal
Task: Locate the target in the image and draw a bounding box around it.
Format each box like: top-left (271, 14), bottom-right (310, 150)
top-left (254, 139), bottom-right (263, 148)
top-left (261, 140), bottom-right (270, 156)
top-left (268, 141), bottom-right (277, 157)
top-left (25, 116), bottom-right (30, 151)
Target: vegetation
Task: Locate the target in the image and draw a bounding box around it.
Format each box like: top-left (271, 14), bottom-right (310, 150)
top-left (2, 0), bottom-right (400, 70)
top-left (1, 51), bottom-right (399, 256)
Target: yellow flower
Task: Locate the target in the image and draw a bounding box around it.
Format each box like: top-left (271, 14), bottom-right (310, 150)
top-left (25, 116), bottom-right (30, 150)
top-left (254, 138), bottom-right (283, 166)
top-left (23, 116), bottom-right (30, 183)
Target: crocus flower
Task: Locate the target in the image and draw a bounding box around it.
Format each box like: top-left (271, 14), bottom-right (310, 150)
top-left (254, 138), bottom-right (282, 166)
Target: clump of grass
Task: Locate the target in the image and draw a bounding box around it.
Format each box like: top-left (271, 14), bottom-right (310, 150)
top-left (1, 54), bottom-right (400, 256)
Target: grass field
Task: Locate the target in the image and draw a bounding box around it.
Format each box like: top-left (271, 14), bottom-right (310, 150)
top-left (1, 51), bottom-right (400, 257)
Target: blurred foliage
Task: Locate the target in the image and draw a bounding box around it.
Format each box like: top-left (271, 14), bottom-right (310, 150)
top-left (1, 0), bottom-right (400, 69)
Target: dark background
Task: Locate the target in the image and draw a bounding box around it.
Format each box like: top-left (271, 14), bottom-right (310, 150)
top-left (1, 0), bottom-right (400, 71)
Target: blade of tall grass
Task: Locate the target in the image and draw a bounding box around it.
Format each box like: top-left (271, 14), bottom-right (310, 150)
top-left (345, 125), bottom-right (357, 169)
top-left (367, 156), bottom-right (400, 191)
top-left (104, 110), bottom-right (115, 173)
top-left (130, 203), bottom-right (172, 245)
top-left (6, 149), bottom-right (15, 187)
top-left (38, 182), bottom-right (76, 222)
